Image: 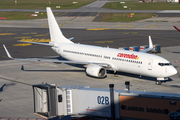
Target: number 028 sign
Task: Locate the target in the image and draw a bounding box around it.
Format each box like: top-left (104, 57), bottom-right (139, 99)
top-left (97, 96), bottom-right (109, 105)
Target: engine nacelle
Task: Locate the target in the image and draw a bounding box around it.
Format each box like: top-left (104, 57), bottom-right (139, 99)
top-left (86, 65), bottom-right (106, 78)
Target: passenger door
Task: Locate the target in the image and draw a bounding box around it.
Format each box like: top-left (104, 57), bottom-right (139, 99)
top-left (148, 59), bottom-right (153, 70)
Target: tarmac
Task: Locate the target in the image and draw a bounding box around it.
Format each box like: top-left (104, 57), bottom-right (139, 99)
top-left (0, 28), bottom-right (180, 118)
top-left (0, 1), bottom-right (180, 118)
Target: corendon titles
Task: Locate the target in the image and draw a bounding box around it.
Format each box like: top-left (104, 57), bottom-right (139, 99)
top-left (117, 53), bottom-right (139, 60)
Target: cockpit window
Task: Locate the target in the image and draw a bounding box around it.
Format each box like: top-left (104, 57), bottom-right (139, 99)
top-left (158, 63), bottom-right (172, 66)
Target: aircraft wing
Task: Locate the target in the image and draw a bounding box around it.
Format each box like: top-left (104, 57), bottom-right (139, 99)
top-left (3, 44), bottom-right (111, 68)
top-left (18, 40), bottom-right (53, 46)
top-left (139, 36), bottom-right (153, 53)
top-left (18, 37), bottom-right (74, 46)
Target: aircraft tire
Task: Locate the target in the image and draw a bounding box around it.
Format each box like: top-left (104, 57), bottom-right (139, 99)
top-left (156, 81), bottom-right (161, 85)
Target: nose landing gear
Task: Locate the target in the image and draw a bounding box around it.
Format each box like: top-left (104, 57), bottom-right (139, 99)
top-left (156, 81), bottom-right (162, 85)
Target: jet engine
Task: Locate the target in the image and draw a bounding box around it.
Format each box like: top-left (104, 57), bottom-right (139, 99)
top-left (86, 65), bottom-right (106, 78)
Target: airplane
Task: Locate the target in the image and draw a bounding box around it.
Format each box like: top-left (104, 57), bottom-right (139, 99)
top-left (173, 26), bottom-right (180, 32)
top-left (3, 7), bottom-right (177, 85)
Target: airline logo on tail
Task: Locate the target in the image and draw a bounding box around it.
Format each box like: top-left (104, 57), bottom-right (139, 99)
top-left (117, 53), bottom-right (139, 60)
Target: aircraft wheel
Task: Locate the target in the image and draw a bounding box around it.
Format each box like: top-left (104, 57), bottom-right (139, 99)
top-left (156, 81), bottom-right (161, 85)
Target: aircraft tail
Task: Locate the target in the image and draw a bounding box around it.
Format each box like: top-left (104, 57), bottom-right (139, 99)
top-left (173, 26), bottom-right (180, 32)
top-left (46, 7), bottom-right (73, 43)
top-left (139, 36), bottom-right (153, 53)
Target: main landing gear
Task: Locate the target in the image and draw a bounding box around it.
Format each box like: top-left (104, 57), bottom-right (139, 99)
top-left (156, 81), bottom-right (162, 85)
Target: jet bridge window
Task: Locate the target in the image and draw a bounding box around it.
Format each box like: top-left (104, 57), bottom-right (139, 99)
top-left (58, 94), bottom-right (62, 102)
top-left (158, 63), bottom-right (172, 66)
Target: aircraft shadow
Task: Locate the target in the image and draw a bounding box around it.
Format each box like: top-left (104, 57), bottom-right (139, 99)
top-left (21, 65), bottom-right (173, 83)
top-left (174, 66), bottom-right (179, 68)
top-left (109, 71), bottom-right (172, 83)
top-left (0, 83), bottom-right (16, 93)
top-left (166, 51), bottom-right (180, 54)
top-left (0, 83), bottom-right (6, 92)
top-left (169, 85), bottom-right (180, 88)
top-left (172, 52), bottom-right (180, 54)
top-left (22, 69), bottom-right (85, 73)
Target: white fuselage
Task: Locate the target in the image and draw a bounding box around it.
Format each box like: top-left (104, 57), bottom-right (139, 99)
top-left (52, 43), bottom-right (177, 79)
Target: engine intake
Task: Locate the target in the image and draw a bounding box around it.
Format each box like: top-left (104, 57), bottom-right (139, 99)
top-left (86, 65), bottom-right (106, 78)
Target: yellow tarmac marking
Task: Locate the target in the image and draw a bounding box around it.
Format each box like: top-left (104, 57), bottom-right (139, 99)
top-left (13, 43), bottom-right (32, 46)
top-left (59, 12), bottom-right (68, 16)
top-left (65, 21), bottom-right (71, 23)
top-left (34, 34), bottom-right (47, 37)
top-left (91, 12), bottom-right (100, 22)
top-left (115, 28), bottom-right (127, 29)
top-left (31, 32), bottom-right (37, 34)
top-left (95, 41), bottom-right (114, 43)
top-left (87, 28), bottom-right (127, 30)
top-left (0, 33), bottom-right (17, 35)
top-left (144, 25), bottom-right (157, 27)
top-left (41, 25), bottom-right (48, 27)
top-left (2, 56), bottom-right (9, 59)
top-left (20, 38), bottom-right (50, 42)
top-left (59, 25), bottom-right (65, 27)
top-left (131, 32), bottom-right (138, 34)
top-left (14, 36), bottom-right (31, 39)
top-left (87, 28), bottom-right (111, 30)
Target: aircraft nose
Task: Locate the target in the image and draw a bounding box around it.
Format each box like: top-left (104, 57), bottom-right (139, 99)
top-left (169, 67), bottom-right (177, 76)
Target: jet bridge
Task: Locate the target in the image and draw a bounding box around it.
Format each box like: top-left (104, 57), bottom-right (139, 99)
top-left (32, 84), bottom-right (58, 118)
top-left (32, 84), bottom-right (120, 119)
top-left (32, 83), bottom-right (180, 120)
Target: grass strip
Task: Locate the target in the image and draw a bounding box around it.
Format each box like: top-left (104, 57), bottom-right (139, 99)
top-left (0, 0), bottom-right (95, 9)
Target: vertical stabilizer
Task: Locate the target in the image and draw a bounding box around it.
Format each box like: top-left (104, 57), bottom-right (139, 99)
top-left (173, 26), bottom-right (180, 32)
top-left (149, 36), bottom-right (153, 49)
top-left (46, 7), bottom-right (73, 43)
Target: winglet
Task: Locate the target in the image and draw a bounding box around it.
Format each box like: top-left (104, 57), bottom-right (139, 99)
top-left (3, 44), bottom-right (13, 59)
top-left (173, 26), bottom-right (180, 32)
top-left (149, 36), bottom-right (153, 49)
